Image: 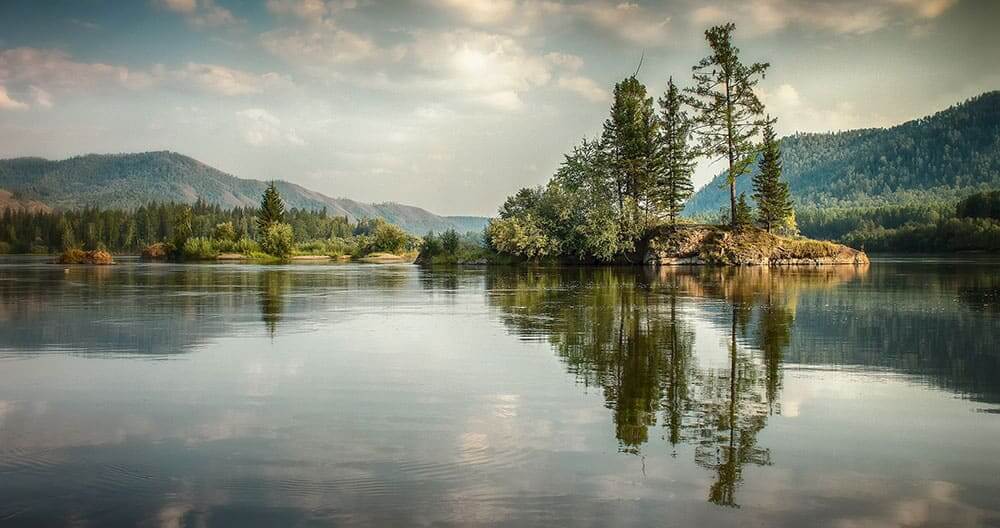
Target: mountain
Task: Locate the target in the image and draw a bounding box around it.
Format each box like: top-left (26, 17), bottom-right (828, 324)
top-left (684, 91), bottom-right (1000, 216)
top-left (0, 151), bottom-right (488, 235)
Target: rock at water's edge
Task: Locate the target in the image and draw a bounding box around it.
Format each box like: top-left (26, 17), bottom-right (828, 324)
top-left (647, 226), bottom-right (868, 266)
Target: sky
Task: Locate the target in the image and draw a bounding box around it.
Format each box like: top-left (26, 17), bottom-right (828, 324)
top-left (0, 0), bottom-right (997, 216)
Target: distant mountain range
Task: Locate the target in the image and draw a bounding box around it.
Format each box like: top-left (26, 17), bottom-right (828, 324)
top-left (0, 151), bottom-right (488, 235)
top-left (684, 91), bottom-right (1000, 215)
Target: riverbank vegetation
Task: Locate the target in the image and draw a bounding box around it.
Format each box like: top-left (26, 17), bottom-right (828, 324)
top-left (0, 183), bottom-right (420, 261)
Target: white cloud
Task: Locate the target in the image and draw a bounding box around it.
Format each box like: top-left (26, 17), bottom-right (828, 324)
top-left (406, 29), bottom-right (551, 108)
top-left (430, 0), bottom-right (518, 26)
top-left (155, 0), bottom-right (237, 27)
top-left (175, 63), bottom-right (292, 96)
top-left (0, 47), bottom-right (155, 95)
top-left (557, 75), bottom-right (609, 102)
top-left (158, 0), bottom-right (197, 14)
top-left (236, 108), bottom-right (306, 147)
top-left (689, 0), bottom-right (959, 36)
top-left (261, 20), bottom-right (389, 68)
top-left (574, 2), bottom-right (673, 45)
top-left (545, 52), bottom-right (584, 71)
top-left (759, 83), bottom-right (891, 133)
top-left (30, 85), bottom-right (52, 108)
top-left (0, 48), bottom-right (290, 105)
top-left (0, 85), bottom-right (28, 110)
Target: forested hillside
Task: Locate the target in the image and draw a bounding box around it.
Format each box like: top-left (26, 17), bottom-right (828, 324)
top-left (686, 91), bottom-right (1000, 214)
top-left (0, 151), bottom-right (487, 235)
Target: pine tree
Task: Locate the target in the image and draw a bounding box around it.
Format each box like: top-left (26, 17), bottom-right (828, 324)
top-left (257, 182), bottom-right (285, 232)
top-left (601, 75), bottom-right (659, 250)
top-left (685, 23), bottom-right (769, 228)
top-left (752, 119), bottom-right (793, 233)
top-left (656, 77), bottom-right (696, 226)
top-left (734, 193), bottom-right (753, 229)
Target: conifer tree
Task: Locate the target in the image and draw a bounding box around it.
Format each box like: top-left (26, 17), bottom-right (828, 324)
top-left (257, 182), bottom-right (285, 232)
top-left (656, 77), bottom-right (696, 226)
top-left (734, 193), bottom-right (753, 228)
top-left (752, 119), bottom-right (793, 233)
top-left (685, 23), bottom-right (769, 227)
top-left (602, 75), bottom-right (659, 249)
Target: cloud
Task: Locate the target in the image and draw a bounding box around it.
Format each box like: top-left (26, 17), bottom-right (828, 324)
top-left (154, 0), bottom-right (237, 27)
top-left (30, 85), bottom-right (53, 108)
top-left (158, 0), bottom-right (197, 13)
top-left (429, 0), bottom-right (519, 26)
top-left (0, 48), bottom-right (289, 107)
top-left (758, 83), bottom-right (891, 133)
top-left (261, 20), bottom-right (390, 68)
top-left (174, 63), bottom-right (292, 96)
top-left (557, 75), bottom-right (609, 102)
top-left (236, 108), bottom-right (306, 147)
top-left (265, 0), bottom-right (359, 22)
top-left (0, 47), bottom-right (156, 103)
top-left (573, 2), bottom-right (673, 45)
top-left (545, 52), bottom-right (584, 71)
top-left (406, 29), bottom-right (551, 108)
top-left (688, 0), bottom-right (959, 36)
top-left (0, 84), bottom-right (28, 110)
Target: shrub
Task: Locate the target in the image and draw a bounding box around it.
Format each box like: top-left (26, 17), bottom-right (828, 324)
top-left (326, 236), bottom-right (357, 257)
top-left (213, 222), bottom-right (237, 242)
top-left (260, 222), bottom-right (294, 258)
top-left (440, 229), bottom-right (460, 255)
top-left (235, 237), bottom-right (260, 255)
top-left (182, 237), bottom-right (219, 260)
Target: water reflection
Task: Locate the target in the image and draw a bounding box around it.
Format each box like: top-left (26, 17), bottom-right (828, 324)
top-left (487, 266), bottom-right (865, 506)
top-left (258, 270), bottom-right (289, 336)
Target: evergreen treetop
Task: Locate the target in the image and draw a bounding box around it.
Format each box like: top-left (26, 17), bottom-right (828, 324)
top-left (752, 119), bottom-right (793, 233)
top-left (257, 182), bottom-right (285, 232)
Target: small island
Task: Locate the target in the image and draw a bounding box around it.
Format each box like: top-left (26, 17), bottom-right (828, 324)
top-left (426, 24), bottom-right (868, 267)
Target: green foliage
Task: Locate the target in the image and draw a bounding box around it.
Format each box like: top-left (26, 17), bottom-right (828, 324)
top-left (656, 77), bottom-right (696, 225)
top-left (213, 221), bottom-right (236, 242)
top-left (440, 229), bottom-right (460, 254)
top-left (685, 22), bottom-right (769, 226)
top-left (182, 237), bottom-right (219, 260)
top-left (260, 222), bottom-right (294, 258)
top-left (172, 206), bottom-right (193, 248)
top-left (752, 120), bottom-right (793, 232)
top-left (686, 91), bottom-right (1000, 216)
top-left (956, 190), bottom-right (1000, 220)
top-left (602, 76), bottom-right (660, 243)
top-left (487, 215), bottom-right (559, 260)
top-left (734, 194), bottom-right (754, 229)
top-left (352, 219), bottom-right (418, 255)
top-left (234, 237), bottom-right (260, 255)
top-left (0, 151), bottom-right (489, 236)
top-left (257, 182), bottom-right (285, 232)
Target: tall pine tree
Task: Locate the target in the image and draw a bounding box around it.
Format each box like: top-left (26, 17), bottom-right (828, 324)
top-left (685, 23), bottom-right (769, 227)
top-left (656, 77), bottom-right (696, 226)
top-left (752, 119), bottom-right (793, 233)
top-left (601, 76), bottom-right (659, 253)
top-left (257, 182), bottom-right (285, 232)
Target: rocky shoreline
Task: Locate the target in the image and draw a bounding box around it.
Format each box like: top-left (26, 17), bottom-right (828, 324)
top-left (647, 226), bottom-right (869, 266)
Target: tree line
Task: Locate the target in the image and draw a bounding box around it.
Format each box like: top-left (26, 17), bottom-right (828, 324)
top-left (0, 183), bottom-right (420, 259)
top-left (487, 23), bottom-right (795, 263)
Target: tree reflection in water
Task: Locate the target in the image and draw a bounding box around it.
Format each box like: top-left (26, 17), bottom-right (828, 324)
top-left (259, 270), bottom-right (289, 337)
top-left (487, 265), bottom-right (862, 507)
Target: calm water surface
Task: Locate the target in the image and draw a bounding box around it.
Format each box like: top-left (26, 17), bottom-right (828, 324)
top-left (1, 256), bottom-right (999, 527)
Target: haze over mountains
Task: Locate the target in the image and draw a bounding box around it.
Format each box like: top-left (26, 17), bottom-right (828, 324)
top-left (0, 151), bottom-right (487, 235)
top-left (685, 91), bottom-right (1000, 215)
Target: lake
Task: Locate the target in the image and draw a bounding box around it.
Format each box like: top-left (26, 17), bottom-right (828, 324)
top-left (1, 256), bottom-right (999, 527)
